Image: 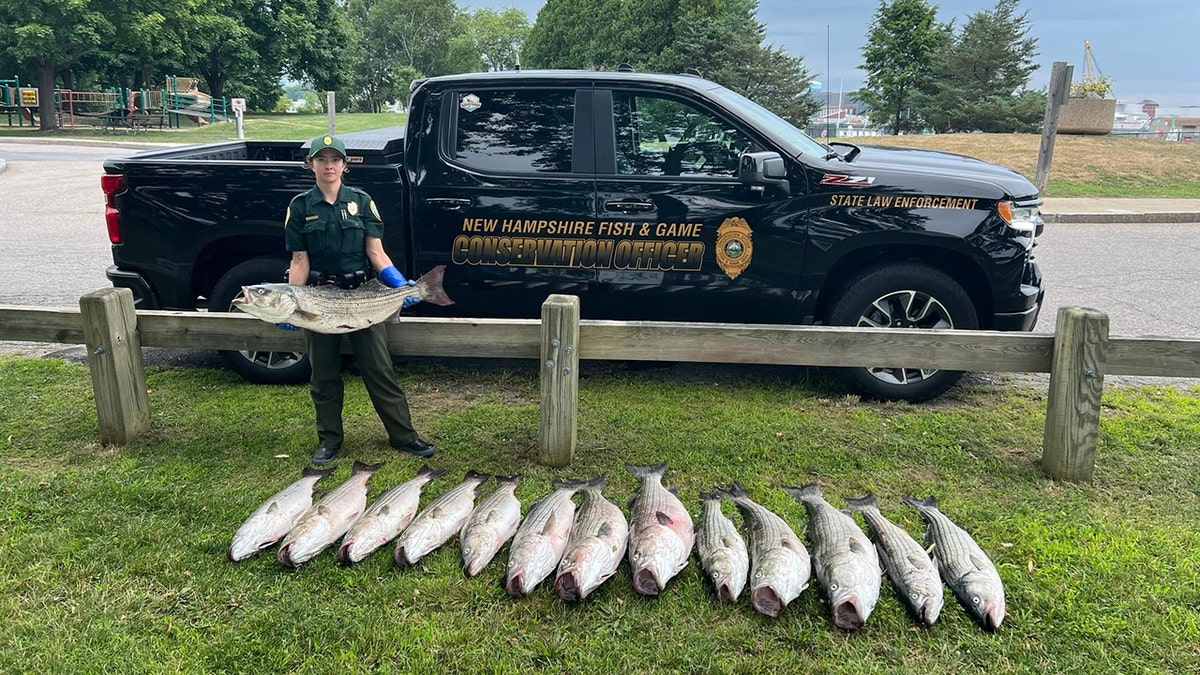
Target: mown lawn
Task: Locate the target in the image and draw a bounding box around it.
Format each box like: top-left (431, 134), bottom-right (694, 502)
top-left (1, 356), bottom-right (1197, 673)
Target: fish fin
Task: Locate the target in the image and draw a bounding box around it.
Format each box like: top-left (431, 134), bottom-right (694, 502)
top-left (781, 482), bottom-right (822, 502)
top-left (302, 466), bottom-right (336, 479)
top-left (265, 501), bottom-right (281, 514)
top-left (413, 266), bottom-right (454, 307)
top-left (585, 474), bottom-right (608, 490)
top-left (416, 465), bottom-right (447, 480)
top-left (908, 553), bottom-right (932, 569)
top-left (699, 489), bottom-right (722, 502)
top-left (541, 512), bottom-right (559, 535)
top-left (352, 460), bottom-right (384, 475)
top-left (721, 534), bottom-right (741, 549)
top-left (625, 463), bottom-right (668, 481)
top-left (598, 522), bottom-right (613, 538)
top-left (318, 505), bottom-right (331, 516)
top-left (849, 537), bottom-right (869, 555)
top-left (667, 486), bottom-right (680, 497)
top-left (429, 506), bottom-right (444, 519)
top-left (294, 309), bottom-right (322, 321)
top-left (878, 532), bottom-right (889, 546)
top-left (926, 542), bottom-right (937, 555)
top-left (844, 492), bottom-right (879, 511)
top-left (378, 504), bottom-right (390, 516)
top-left (781, 537), bottom-right (800, 551)
top-left (464, 469), bottom-right (490, 483)
top-left (495, 474), bottom-right (522, 487)
top-left (484, 509), bottom-right (499, 524)
top-left (903, 494), bottom-right (939, 510)
top-left (655, 511), bottom-right (674, 527)
top-left (969, 553), bottom-right (989, 570)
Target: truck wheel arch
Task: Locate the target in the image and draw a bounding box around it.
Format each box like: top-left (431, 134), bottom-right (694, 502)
top-left (209, 255), bottom-right (310, 384)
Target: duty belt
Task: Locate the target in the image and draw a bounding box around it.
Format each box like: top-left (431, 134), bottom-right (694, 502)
top-left (309, 269), bottom-right (370, 289)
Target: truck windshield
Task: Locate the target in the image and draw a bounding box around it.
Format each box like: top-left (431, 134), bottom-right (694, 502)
top-left (708, 86), bottom-right (830, 160)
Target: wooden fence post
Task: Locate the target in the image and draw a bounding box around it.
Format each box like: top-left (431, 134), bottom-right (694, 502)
top-left (539, 294), bottom-right (580, 467)
top-left (1035, 61), bottom-right (1074, 192)
top-left (1042, 307), bottom-right (1109, 482)
top-left (80, 288), bottom-right (150, 444)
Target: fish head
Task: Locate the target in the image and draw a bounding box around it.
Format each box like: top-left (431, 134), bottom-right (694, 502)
top-left (505, 535), bottom-right (558, 596)
top-left (903, 575), bottom-right (945, 625)
top-left (461, 528), bottom-right (501, 578)
top-left (338, 518), bottom-right (387, 565)
top-left (705, 549), bottom-right (747, 603)
top-left (958, 570), bottom-right (1006, 630)
top-left (629, 527), bottom-right (689, 595)
top-left (277, 517), bottom-right (333, 568)
top-left (228, 529), bottom-right (280, 562)
top-left (231, 284), bottom-right (300, 323)
top-left (555, 540), bottom-right (608, 601)
top-left (749, 548), bottom-right (810, 617)
top-left (395, 520), bottom-right (439, 566)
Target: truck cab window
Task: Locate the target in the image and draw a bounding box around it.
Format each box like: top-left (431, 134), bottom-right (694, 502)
top-left (451, 89), bottom-right (575, 174)
top-left (613, 93), bottom-right (752, 178)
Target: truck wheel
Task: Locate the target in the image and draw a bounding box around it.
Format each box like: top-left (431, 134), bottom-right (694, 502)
top-left (209, 256), bottom-right (311, 384)
top-left (825, 264), bottom-right (978, 402)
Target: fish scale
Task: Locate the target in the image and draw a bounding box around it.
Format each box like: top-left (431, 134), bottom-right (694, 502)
top-left (504, 479), bottom-right (582, 596)
top-left (727, 484), bottom-right (810, 618)
top-left (904, 495), bottom-right (1006, 631)
top-left (846, 493), bottom-right (943, 626)
top-left (554, 475), bottom-right (628, 601)
top-left (695, 491), bottom-right (749, 603)
top-left (393, 470), bottom-right (489, 566)
top-left (626, 464), bottom-right (695, 596)
top-left (460, 475), bottom-right (523, 578)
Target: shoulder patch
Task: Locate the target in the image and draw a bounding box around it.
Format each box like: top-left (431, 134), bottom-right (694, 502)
top-left (284, 208), bottom-right (291, 228)
top-left (369, 200), bottom-right (381, 220)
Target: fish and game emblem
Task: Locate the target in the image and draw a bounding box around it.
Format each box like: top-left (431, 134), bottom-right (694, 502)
top-left (460, 94), bottom-right (482, 112)
top-left (716, 216), bottom-right (753, 280)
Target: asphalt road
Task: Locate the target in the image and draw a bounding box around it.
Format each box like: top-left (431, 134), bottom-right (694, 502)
top-left (2, 140), bottom-right (1197, 388)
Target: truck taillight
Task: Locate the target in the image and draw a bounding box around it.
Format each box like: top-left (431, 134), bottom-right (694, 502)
top-left (101, 174), bottom-right (127, 244)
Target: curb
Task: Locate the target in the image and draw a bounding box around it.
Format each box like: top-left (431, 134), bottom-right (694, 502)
top-left (1042, 212), bottom-right (1200, 224)
top-left (0, 157), bottom-right (6, 173)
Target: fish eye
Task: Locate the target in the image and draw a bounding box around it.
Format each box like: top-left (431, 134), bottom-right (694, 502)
top-left (463, 546), bottom-right (471, 554)
top-left (712, 571), bottom-right (719, 579)
top-left (971, 596), bottom-right (981, 605)
top-left (830, 583), bottom-right (838, 591)
top-left (910, 592), bottom-right (919, 600)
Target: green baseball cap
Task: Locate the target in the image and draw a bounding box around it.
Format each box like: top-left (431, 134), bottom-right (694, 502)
top-left (307, 134), bottom-right (347, 158)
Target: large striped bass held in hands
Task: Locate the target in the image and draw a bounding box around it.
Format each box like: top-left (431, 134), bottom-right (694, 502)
top-left (904, 494), bottom-right (1006, 631)
top-left (231, 266), bottom-right (454, 334)
top-left (785, 483), bottom-right (881, 630)
top-left (626, 463), bottom-right (694, 596)
top-left (554, 475), bottom-right (629, 601)
top-left (277, 461), bottom-right (382, 568)
top-left (229, 466), bottom-right (335, 562)
top-left (727, 483), bottom-right (810, 618)
top-left (846, 492), bottom-right (943, 626)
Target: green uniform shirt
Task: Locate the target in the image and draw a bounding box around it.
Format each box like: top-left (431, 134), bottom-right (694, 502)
top-left (284, 185), bottom-right (384, 275)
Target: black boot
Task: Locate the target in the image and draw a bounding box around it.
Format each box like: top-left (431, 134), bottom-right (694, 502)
top-left (311, 445), bottom-right (339, 465)
top-left (391, 437), bottom-right (436, 458)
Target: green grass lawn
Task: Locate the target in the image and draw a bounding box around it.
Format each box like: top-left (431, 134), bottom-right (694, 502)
top-left (1, 356), bottom-right (1197, 673)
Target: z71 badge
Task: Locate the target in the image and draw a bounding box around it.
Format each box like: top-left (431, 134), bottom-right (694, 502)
top-left (820, 174), bottom-right (876, 186)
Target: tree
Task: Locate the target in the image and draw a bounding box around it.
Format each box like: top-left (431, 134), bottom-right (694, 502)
top-left (915, 0), bottom-right (1041, 132)
top-left (856, 0), bottom-right (947, 134)
top-left (449, 7), bottom-right (530, 73)
top-left (0, 0), bottom-right (111, 129)
top-left (522, 0), bottom-right (623, 69)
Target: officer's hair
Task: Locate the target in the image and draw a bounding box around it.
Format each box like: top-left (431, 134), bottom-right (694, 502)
top-left (303, 156), bottom-right (349, 175)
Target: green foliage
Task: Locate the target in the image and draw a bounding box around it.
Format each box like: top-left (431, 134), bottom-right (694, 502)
top-left (449, 7), bottom-right (530, 73)
top-left (915, 0), bottom-right (1041, 133)
top-left (856, 0), bottom-right (948, 134)
top-left (1070, 75), bottom-right (1114, 99)
top-left (522, 0), bottom-right (624, 69)
top-left (1, 357), bottom-right (1199, 671)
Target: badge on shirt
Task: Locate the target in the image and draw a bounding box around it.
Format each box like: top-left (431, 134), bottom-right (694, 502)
top-left (347, 201), bottom-right (358, 216)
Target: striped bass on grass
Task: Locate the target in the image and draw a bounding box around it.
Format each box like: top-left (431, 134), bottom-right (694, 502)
top-left (460, 475), bottom-right (523, 578)
top-left (846, 492), bottom-right (944, 626)
top-left (394, 470), bottom-right (490, 567)
top-left (555, 475), bottom-right (629, 601)
top-left (231, 266), bottom-right (453, 334)
top-left (626, 463), bottom-right (694, 596)
top-left (904, 494), bottom-right (1006, 631)
top-left (229, 466), bottom-right (334, 562)
top-left (336, 465), bottom-right (446, 565)
top-left (505, 479), bottom-right (583, 597)
top-left (785, 483), bottom-right (881, 630)
top-left (727, 483), bottom-right (810, 618)
top-left (277, 461), bottom-right (382, 568)
top-left (695, 489), bottom-right (749, 603)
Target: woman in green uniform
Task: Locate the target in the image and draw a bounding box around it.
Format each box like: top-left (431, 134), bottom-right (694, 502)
top-left (282, 134), bottom-right (436, 466)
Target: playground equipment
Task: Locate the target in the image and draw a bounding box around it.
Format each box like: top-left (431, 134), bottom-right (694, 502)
top-left (4, 76), bottom-right (228, 132)
top-left (0, 77), bottom-right (41, 127)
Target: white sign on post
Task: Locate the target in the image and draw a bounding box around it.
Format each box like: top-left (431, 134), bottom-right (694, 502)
top-left (231, 98), bottom-right (246, 139)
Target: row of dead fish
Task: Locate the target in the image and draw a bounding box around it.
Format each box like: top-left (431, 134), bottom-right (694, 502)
top-left (228, 461), bottom-right (1005, 630)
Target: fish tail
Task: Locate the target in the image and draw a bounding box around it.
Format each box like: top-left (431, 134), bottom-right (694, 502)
top-left (781, 482), bottom-right (822, 503)
top-left (494, 474), bottom-right (522, 487)
top-left (351, 460), bottom-right (385, 475)
top-left (844, 492), bottom-right (880, 512)
top-left (463, 469), bottom-right (490, 483)
top-left (625, 463), bottom-right (668, 482)
top-left (903, 494), bottom-right (939, 510)
top-left (725, 482), bottom-right (748, 499)
top-left (416, 464), bottom-right (447, 480)
top-left (302, 466), bottom-right (336, 479)
top-left (698, 488), bottom-right (723, 502)
top-left (551, 477), bottom-right (589, 492)
top-left (414, 265), bottom-right (454, 307)
top-left (585, 474), bottom-right (608, 490)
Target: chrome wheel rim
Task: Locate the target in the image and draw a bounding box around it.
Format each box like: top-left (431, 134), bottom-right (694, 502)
top-left (856, 290), bottom-right (953, 385)
top-left (228, 302), bottom-right (305, 371)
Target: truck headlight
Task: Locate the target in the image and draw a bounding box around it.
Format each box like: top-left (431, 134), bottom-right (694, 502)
top-left (998, 201), bottom-right (1041, 250)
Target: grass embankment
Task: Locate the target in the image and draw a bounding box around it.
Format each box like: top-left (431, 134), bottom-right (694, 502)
top-left (2, 356), bottom-right (1197, 673)
top-left (3, 113), bottom-right (1198, 198)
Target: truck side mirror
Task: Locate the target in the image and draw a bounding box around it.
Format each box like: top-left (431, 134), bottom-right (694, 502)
top-left (738, 151), bottom-right (790, 196)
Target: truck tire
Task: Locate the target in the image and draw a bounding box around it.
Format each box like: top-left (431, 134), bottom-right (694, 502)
top-left (825, 263), bottom-right (978, 402)
top-left (209, 256), bottom-right (311, 384)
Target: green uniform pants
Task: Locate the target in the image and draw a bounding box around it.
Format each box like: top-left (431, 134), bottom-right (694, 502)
top-left (304, 323), bottom-right (417, 450)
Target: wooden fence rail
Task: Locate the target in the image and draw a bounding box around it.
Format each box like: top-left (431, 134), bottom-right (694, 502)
top-left (3, 289), bottom-right (1199, 480)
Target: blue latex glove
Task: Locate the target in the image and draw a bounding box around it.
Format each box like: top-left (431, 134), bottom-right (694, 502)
top-left (276, 322), bottom-right (300, 331)
top-left (403, 296), bottom-right (421, 308)
top-left (379, 266), bottom-right (411, 288)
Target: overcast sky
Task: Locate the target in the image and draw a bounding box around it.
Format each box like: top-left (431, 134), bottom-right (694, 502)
top-left (464, 0), bottom-right (1200, 110)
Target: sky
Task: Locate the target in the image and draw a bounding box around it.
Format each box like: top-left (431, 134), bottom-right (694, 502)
top-left (463, 0), bottom-right (1200, 111)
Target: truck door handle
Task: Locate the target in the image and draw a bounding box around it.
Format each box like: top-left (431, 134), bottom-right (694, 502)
top-left (604, 199), bottom-right (655, 214)
top-left (425, 197), bottom-right (472, 211)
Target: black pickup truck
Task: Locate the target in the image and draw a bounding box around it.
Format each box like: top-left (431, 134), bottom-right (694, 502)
top-left (102, 69), bottom-right (1044, 401)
